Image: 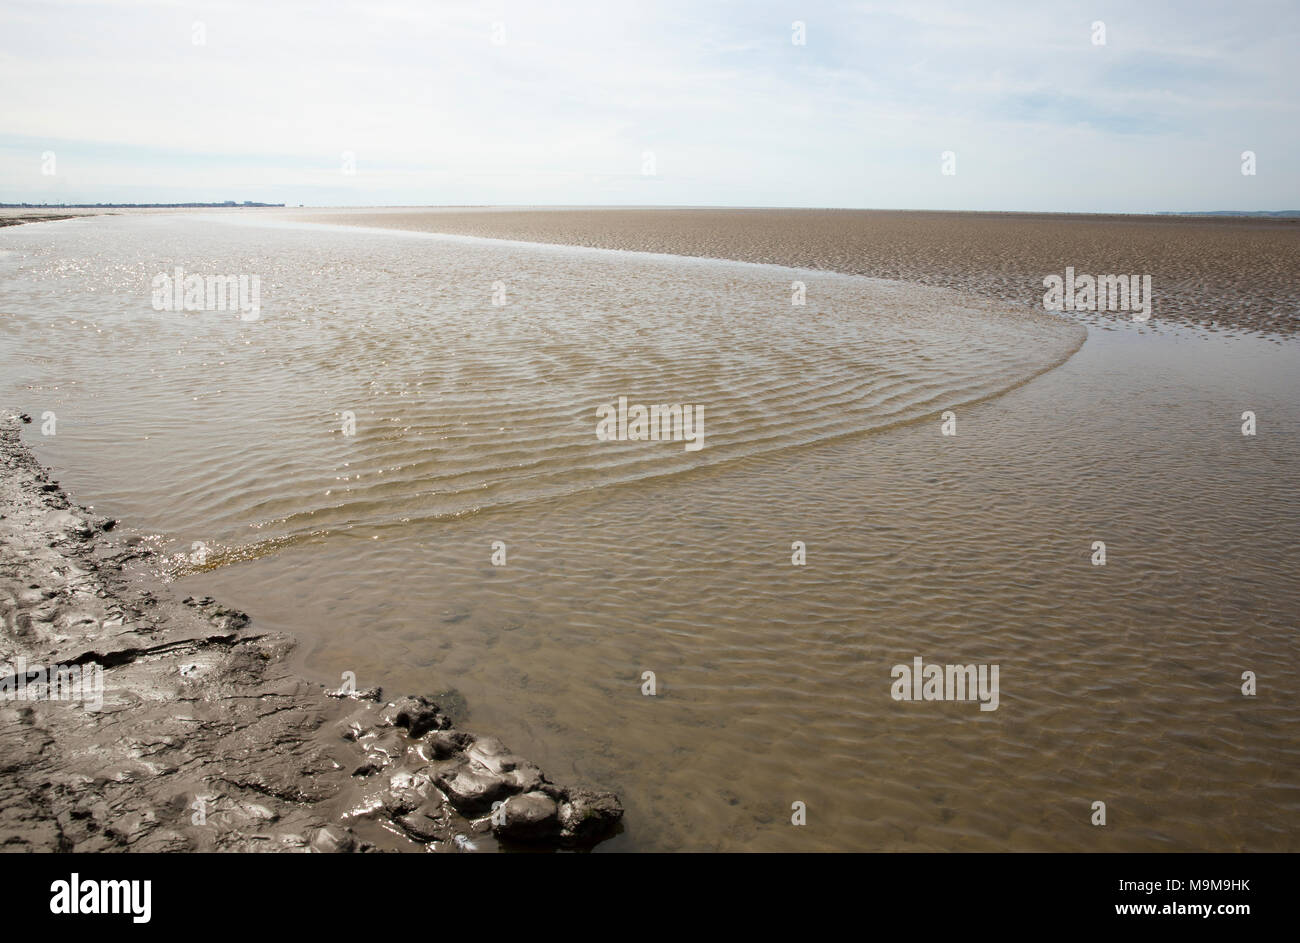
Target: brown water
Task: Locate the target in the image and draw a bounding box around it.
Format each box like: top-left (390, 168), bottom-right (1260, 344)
top-left (1, 213), bottom-right (1296, 851)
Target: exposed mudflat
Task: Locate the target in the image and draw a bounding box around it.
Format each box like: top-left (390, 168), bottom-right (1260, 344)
top-left (291, 207), bottom-right (1300, 337)
top-left (0, 213), bottom-right (91, 227)
top-left (0, 414), bottom-right (621, 852)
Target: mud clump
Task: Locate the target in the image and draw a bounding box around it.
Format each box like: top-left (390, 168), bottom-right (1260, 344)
top-left (0, 413), bottom-right (622, 852)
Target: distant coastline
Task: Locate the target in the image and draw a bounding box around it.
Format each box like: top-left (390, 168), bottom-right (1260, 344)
top-left (0, 201), bottom-right (285, 209)
top-left (1157, 210), bottom-right (1300, 218)
top-left (2, 202), bottom-right (1294, 217)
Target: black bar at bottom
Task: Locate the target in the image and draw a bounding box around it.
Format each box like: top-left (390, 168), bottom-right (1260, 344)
top-left (7, 852), bottom-right (1281, 930)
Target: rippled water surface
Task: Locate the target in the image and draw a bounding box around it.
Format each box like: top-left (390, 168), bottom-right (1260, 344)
top-left (1, 214), bottom-right (1296, 851)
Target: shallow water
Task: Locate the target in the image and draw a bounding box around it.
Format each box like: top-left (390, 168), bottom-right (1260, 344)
top-left (1, 214), bottom-right (1296, 851)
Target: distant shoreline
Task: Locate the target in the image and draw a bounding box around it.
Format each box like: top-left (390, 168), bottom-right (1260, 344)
top-left (0, 202), bottom-right (284, 209)
top-left (4, 203), bottom-right (1297, 218)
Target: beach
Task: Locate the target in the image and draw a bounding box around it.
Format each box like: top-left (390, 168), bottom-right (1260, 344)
top-left (0, 209), bottom-right (1296, 852)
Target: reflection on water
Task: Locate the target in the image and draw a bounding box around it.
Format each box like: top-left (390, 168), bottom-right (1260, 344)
top-left (1, 215), bottom-right (1296, 851)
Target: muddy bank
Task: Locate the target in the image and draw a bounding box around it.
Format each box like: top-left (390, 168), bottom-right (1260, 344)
top-left (0, 213), bottom-right (93, 228)
top-left (0, 413), bottom-right (622, 852)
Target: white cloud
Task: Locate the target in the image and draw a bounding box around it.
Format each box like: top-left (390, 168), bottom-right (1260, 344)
top-left (1, 0), bottom-right (1296, 210)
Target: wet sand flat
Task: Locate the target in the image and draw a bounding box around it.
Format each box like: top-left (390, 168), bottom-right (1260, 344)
top-left (292, 207), bottom-right (1300, 337)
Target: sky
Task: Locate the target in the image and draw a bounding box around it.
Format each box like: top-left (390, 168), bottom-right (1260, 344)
top-left (2, 0), bottom-right (1297, 212)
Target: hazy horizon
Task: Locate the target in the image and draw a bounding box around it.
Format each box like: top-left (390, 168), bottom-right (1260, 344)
top-left (2, 202), bottom-right (1300, 214)
top-left (6, 202), bottom-right (1300, 218)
